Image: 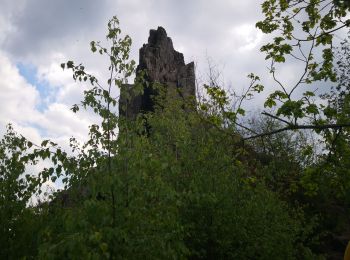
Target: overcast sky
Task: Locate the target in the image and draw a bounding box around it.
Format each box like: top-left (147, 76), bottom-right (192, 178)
top-left (0, 0), bottom-right (311, 150)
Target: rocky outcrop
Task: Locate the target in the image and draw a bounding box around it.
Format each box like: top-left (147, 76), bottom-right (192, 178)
top-left (119, 27), bottom-right (196, 118)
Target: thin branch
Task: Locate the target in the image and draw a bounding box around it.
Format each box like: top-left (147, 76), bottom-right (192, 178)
top-left (298, 43), bottom-right (308, 60)
top-left (261, 111), bottom-right (292, 125)
top-left (235, 77), bottom-right (257, 113)
top-left (289, 52), bottom-right (307, 62)
top-left (270, 61), bottom-right (289, 96)
top-left (289, 30), bottom-right (317, 98)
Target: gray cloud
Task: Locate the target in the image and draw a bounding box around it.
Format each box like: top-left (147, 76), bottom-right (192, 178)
top-left (2, 0), bottom-right (108, 58)
top-left (0, 0), bottom-right (294, 120)
top-left (1, 0), bottom-right (343, 151)
top-left (2, 0), bottom-right (268, 73)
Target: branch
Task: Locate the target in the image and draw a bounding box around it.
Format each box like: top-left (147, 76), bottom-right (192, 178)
top-left (243, 123), bottom-right (350, 140)
top-left (294, 21), bottom-right (350, 42)
top-left (289, 29), bottom-right (316, 98)
top-left (270, 61), bottom-right (289, 96)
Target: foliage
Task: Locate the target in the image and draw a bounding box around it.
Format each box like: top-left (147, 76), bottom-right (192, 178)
top-left (299, 34), bottom-right (350, 257)
top-left (1, 1), bottom-right (350, 257)
top-left (253, 0), bottom-right (350, 132)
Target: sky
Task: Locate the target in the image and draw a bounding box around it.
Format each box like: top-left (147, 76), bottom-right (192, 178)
top-left (0, 0), bottom-right (276, 148)
top-left (2, 0), bottom-right (348, 196)
top-left (3, 0), bottom-right (346, 156)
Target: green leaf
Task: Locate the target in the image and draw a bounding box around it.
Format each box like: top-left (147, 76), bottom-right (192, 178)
top-left (41, 140), bottom-right (49, 147)
top-left (67, 61), bottom-right (74, 68)
top-left (264, 98), bottom-right (276, 108)
top-left (237, 108), bottom-right (245, 116)
top-left (303, 91), bottom-right (315, 97)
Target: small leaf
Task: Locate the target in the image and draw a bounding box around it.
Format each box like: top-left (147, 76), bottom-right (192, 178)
top-left (41, 140), bottom-right (49, 147)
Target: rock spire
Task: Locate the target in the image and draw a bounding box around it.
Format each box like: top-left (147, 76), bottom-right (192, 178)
top-left (119, 26), bottom-right (196, 118)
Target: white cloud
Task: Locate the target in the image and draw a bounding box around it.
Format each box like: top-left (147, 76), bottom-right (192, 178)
top-left (1, 0), bottom-right (333, 147)
top-left (0, 51), bottom-right (40, 127)
top-left (230, 24), bottom-right (263, 52)
top-left (36, 53), bottom-right (71, 88)
top-left (0, 50), bottom-right (96, 147)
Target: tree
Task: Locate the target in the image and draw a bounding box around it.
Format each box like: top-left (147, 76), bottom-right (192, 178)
top-left (240, 0), bottom-right (350, 139)
top-left (0, 125), bottom-right (51, 259)
top-left (298, 33), bottom-right (350, 257)
top-left (252, 4), bottom-right (350, 256)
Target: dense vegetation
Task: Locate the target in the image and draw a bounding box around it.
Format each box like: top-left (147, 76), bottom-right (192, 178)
top-left (1, 1), bottom-right (350, 259)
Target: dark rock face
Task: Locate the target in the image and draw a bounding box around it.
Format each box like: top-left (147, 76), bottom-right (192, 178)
top-left (119, 27), bottom-right (196, 118)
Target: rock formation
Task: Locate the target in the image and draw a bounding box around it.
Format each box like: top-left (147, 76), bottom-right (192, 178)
top-left (119, 27), bottom-right (196, 118)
